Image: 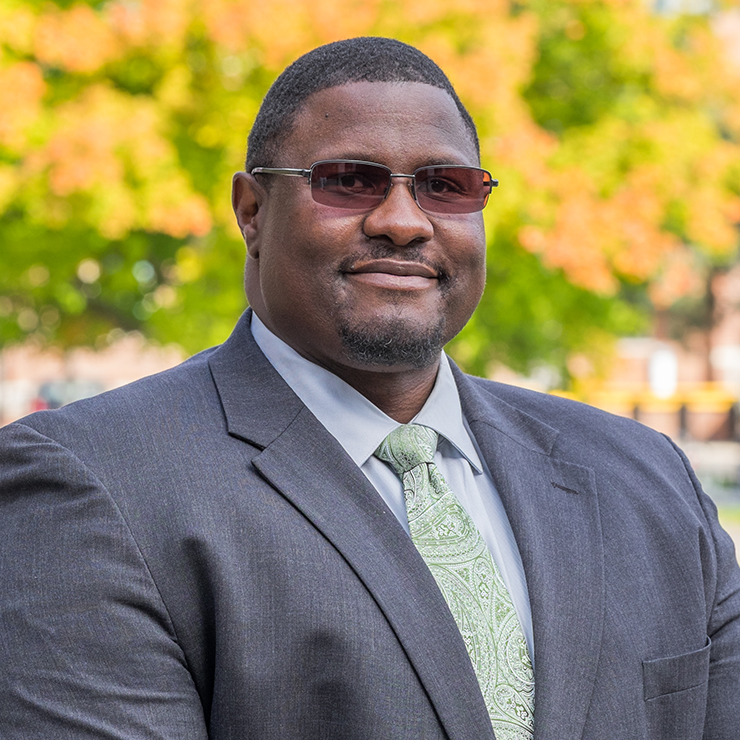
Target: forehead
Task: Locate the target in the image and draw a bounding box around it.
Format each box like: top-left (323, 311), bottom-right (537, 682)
top-left (281, 81), bottom-right (479, 168)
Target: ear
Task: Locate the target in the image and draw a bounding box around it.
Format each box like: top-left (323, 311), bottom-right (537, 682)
top-left (232, 172), bottom-right (264, 258)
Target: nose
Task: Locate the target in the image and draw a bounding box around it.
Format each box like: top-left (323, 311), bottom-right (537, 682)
top-left (362, 177), bottom-right (434, 246)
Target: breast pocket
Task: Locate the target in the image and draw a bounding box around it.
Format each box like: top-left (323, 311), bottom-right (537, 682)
top-left (642, 639), bottom-right (711, 740)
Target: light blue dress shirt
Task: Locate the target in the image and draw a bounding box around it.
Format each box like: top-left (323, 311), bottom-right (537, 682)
top-left (250, 312), bottom-right (534, 662)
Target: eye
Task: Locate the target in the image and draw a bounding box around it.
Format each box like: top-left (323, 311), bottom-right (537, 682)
top-left (425, 177), bottom-right (461, 195)
top-left (318, 172), bottom-right (378, 195)
top-left (336, 173), bottom-right (375, 192)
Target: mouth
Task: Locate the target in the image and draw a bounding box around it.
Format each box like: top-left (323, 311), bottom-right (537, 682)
top-left (344, 259), bottom-right (439, 290)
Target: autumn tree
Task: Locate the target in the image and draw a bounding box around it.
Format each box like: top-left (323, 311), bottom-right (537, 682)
top-left (1, 0), bottom-right (739, 380)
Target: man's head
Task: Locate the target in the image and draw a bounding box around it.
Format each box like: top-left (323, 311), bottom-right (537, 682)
top-left (232, 38), bottom-right (488, 389)
top-left (245, 37), bottom-right (480, 172)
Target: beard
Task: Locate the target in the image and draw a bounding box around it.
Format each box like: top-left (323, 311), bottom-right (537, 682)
top-left (334, 243), bottom-right (456, 369)
top-left (338, 315), bottom-right (446, 369)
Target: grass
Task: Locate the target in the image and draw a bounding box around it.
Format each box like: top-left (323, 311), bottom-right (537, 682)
top-left (718, 507), bottom-right (740, 528)
top-left (717, 508), bottom-right (740, 564)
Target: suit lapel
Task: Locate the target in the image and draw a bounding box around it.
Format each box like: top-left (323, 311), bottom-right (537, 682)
top-left (456, 369), bottom-right (605, 740)
top-left (209, 313), bottom-right (495, 740)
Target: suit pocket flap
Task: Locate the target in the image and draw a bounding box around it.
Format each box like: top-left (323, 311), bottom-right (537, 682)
top-left (642, 639), bottom-right (711, 700)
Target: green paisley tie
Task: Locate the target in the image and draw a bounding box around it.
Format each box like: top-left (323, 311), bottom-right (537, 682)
top-left (375, 424), bottom-right (534, 739)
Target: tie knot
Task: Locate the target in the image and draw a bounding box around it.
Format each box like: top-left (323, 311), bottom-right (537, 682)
top-left (374, 424), bottom-right (438, 475)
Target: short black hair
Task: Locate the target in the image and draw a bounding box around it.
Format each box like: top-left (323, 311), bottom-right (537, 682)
top-left (245, 37), bottom-right (479, 171)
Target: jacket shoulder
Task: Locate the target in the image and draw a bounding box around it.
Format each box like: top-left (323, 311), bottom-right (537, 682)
top-left (465, 375), bottom-right (647, 436)
top-left (7, 346), bottom-right (221, 457)
top-left (460, 374), bottom-right (687, 472)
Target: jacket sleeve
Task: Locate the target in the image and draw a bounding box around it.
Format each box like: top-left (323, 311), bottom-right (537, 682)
top-left (670, 440), bottom-right (740, 740)
top-left (0, 422), bottom-right (209, 739)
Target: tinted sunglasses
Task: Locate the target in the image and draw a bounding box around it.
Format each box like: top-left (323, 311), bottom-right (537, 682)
top-left (251, 159), bottom-right (497, 214)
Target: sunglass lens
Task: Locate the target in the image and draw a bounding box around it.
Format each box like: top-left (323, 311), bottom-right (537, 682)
top-left (415, 167), bottom-right (492, 214)
top-left (309, 162), bottom-right (390, 209)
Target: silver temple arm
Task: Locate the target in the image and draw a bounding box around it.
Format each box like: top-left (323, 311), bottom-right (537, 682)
top-left (250, 167), bottom-right (311, 179)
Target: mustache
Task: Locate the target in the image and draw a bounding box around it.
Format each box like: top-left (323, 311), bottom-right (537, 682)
top-left (337, 243), bottom-right (449, 282)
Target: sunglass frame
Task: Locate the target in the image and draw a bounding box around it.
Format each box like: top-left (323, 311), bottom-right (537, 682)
top-left (251, 159), bottom-right (498, 214)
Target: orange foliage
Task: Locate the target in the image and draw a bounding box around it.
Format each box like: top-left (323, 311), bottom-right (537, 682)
top-left (23, 84), bottom-right (211, 239)
top-left (0, 61), bottom-right (46, 151)
top-left (494, 124), bottom-right (558, 190)
top-left (652, 43), bottom-right (704, 102)
top-left (34, 5), bottom-right (120, 73)
top-left (648, 247), bottom-right (704, 308)
top-left (34, 89), bottom-right (123, 197)
top-left (0, 4), bottom-right (36, 55)
top-left (519, 9), bottom-right (740, 299)
top-left (2, 0), bottom-right (740, 320)
top-left (147, 186), bottom-right (212, 238)
top-left (202, 0), bottom-right (381, 65)
top-left (686, 188), bottom-right (740, 253)
top-left (106, 0), bottom-right (191, 50)
top-left (519, 160), bottom-right (690, 295)
top-left (519, 192), bottom-right (620, 295)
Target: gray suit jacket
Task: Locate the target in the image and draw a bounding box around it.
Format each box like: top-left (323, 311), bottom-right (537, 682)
top-left (1, 311), bottom-right (739, 739)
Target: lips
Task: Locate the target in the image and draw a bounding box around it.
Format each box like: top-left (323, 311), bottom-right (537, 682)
top-left (344, 259), bottom-right (439, 290)
top-left (348, 259), bottom-right (439, 278)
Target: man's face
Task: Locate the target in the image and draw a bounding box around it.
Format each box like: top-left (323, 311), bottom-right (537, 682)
top-left (235, 81), bottom-right (487, 376)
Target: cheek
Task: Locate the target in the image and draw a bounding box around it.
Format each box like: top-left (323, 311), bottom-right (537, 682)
top-left (449, 221), bottom-right (487, 281)
top-left (256, 227), bottom-right (347, 318)
top-left (441, 224), bottom-right (487, 325)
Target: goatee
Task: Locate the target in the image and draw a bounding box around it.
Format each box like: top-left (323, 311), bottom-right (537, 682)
top-left (339, 318), bottom-right (445, 369)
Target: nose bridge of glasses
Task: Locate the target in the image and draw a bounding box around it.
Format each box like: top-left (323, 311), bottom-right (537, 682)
top-left (384, 172), bottom-right (422, 208)
top-left (388, 172), bottom-right (416, 191)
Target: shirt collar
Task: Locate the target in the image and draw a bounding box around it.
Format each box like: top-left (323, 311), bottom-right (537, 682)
top-left (250, 312), bottom-right (482, 473)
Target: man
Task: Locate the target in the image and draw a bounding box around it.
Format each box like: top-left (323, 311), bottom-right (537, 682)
top-left (1, 37), bottom-right (739, 740)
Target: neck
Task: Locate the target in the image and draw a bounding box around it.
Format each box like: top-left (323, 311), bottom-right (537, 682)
top-left (248, 307), bottom-right (441, 423)
top-left (326, 362), bottom-right (440, 423)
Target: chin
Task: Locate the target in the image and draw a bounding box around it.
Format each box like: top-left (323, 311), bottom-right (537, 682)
top-left (338, 317), bottom-right (447, 370)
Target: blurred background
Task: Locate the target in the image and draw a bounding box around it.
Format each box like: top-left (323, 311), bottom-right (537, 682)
top-left (1, 0), bottom-right (740, 538)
